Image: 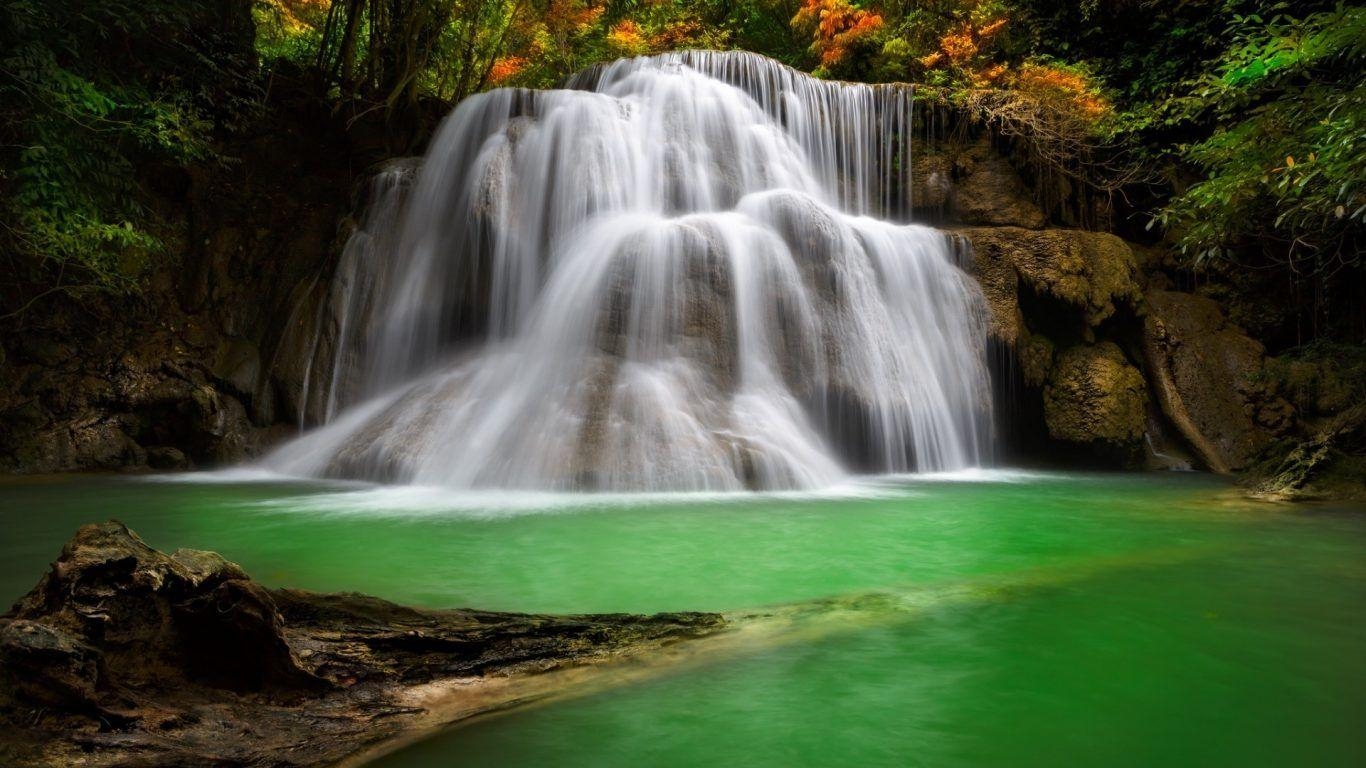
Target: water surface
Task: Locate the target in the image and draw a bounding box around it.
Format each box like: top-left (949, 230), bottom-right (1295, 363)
top-left (1, 471), bottom-right (1362, 767)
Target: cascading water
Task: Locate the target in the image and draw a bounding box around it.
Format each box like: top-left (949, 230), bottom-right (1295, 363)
top-left (270, 51), bottom-right (994, 491)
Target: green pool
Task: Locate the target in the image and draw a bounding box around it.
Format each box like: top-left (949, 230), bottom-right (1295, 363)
top-left (2, 471), bottom-right (1363, 767)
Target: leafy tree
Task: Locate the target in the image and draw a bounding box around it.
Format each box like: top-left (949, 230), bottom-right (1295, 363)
top-left (0, 0), bottom-right (255, 304)
top-left (1155, 4), bottom-right (1364, 275)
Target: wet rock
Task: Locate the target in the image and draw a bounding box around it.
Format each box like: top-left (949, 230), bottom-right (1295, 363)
top-left (964, 229), bottom-right (1026, 345)
top-left (1248, 402), bottom-right (1366, 500)
top-left (1017, 332), bottom-right (1055, 388)
top-left (1142, 289), bottom-right (1291, 473)
top-left (0, 523), bottom-right (726, 767)
top-left (145, 445), bottom-right (190, 470)
top-left (910, 150), bottom-right (953, 212)
top-left (211, 338), bottom-right (262, 405)
top-left (1043, 342), bottom-right (1147, 461)
top-left (6, 522), bottom-right (320, 697)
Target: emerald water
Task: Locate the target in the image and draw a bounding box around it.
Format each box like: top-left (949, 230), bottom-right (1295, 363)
top-left (2, 471), bottom-right (1363, 766)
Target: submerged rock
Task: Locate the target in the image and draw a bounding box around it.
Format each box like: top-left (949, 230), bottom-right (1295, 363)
top-left (0, 523), bottom-right (725, 767)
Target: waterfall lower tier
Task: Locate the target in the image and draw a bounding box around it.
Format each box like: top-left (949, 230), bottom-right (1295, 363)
top-left (270, 51), bottom-right (994, 491)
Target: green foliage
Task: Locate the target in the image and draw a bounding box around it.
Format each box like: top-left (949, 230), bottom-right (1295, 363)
top-left (1154, 4), bottom-right (1364, 271)
top-left (1, 0), bottom-right (255, 295)
top-left (254, 1), bottom-right (330, 64)
top-left (2, 0), bottom-right (1360, 336)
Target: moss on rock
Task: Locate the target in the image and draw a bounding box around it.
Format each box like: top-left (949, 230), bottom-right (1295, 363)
top-left (1018, 331), bottom-right (1055, 388)
top-left (964, 227), bottom-right (1142, 335)
top-left (1043, 342), bottom-right (1147, 459)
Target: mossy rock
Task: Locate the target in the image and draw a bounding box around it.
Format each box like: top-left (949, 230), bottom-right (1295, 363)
top-left (1248, 402), bottom-right (1366, 500)
top-left (964, 227), bottom-right (1142, 339)
top-left (1043, 341), bottom-right (1147, 460)
top-left (1018, 332), bottom-right (1055, 388)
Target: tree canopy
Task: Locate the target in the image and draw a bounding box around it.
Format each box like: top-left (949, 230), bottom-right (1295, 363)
top-left (2, 0), bottom-right (1361, 340)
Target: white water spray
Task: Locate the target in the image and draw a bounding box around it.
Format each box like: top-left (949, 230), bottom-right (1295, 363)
top-left (271, 51), bottom-right (993, 491)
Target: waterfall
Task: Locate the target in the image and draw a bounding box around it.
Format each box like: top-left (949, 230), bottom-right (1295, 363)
top-left (269, 51), bottom-right (994, 491)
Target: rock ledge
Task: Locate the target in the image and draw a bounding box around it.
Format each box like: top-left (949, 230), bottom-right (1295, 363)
top-left (0, 522), bottom-right (724, 767)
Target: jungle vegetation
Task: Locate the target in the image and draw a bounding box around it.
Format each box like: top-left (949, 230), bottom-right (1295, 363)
top-left (1, 0), bottom-right (1362, 343)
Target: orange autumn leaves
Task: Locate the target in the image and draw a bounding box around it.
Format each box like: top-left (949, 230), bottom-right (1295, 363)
top-left (918, 16), bottom-right (1008, 84)
top-left (1014, 64), bottom-right (1109, 122)
top-left (607, 20), bottom-right (648, 54)
top-left (489, 56), bottom-right (529, 85)
top-left (792, 0), bottom-right (885, 67)
top-left (488, 2), bottom-right (720, 86)
top-left (490, 0), bottom-right (607, 85)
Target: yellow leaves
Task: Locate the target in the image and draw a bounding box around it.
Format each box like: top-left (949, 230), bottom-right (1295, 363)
top-left (978, 18), bottom-right (1008, 38)
top-left (256, 0), bottom-right (329, 36)
top-left (1013, 63), bottom-right (1112, 124)
top-left (940, 27), bottom-right (979, 64)
top-left (973, 63), bottom-right (1008, 87)
top-left (607, 19), bottom-right (648, 54)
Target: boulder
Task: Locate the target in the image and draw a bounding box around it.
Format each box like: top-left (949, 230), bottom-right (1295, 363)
top-left (1142, 289), bottom-right (1291, 473)
top-left (5, 521), bottom-right (322, 697)
top-left (1043, 342), bottom-right (1147, 459)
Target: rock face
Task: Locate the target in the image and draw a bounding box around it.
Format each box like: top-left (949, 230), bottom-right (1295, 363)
top-left (0, 523), bottom-right (724, 767)
top-left (1142, 289), bottom-right (1290, 473)
top-left (0, 80), bottom-right (365, 473)
top-left (1043, 342), bottom-right (1148, 459)
top-left (913, 136), bottom-right (1048, 229)
top-left (962, 222), bottom-right (1150, 462)
top-left (964, 226), bottom-right (1143, 344)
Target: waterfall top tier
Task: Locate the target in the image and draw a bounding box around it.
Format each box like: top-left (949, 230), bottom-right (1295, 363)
top-left (272, 51), bottom-right (993, 492)
top-left (569, 50), bottom-right (916, 219)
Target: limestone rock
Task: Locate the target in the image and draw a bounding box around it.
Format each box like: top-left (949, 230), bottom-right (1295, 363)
top-left (1142, 289), bottom-right (1291, 473)
top-left (1043, 342), bottom-right (1147, 458)
top-left (910, 150), bottom-right (953, 212)
top-left (946, 137), bottom-right (1048, 228)
top-left (1017, 332), bottom-right (1055, 388)
top-left (965, 227), bottom-right (1143, 343)
top-left (963, 230), bottom-right (1025, 344)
